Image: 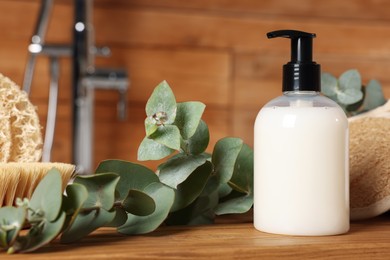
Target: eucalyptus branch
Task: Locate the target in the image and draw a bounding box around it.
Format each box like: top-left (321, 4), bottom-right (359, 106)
top-left (0, 80), bottom-right (254, 254)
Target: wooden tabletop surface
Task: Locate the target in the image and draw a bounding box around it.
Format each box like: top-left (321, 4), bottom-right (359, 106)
top-left (2, 213), bottom-right (390, 259)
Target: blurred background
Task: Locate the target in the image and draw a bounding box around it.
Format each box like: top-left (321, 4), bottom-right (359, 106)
top-left (0, 0), bottom-right (389, 170)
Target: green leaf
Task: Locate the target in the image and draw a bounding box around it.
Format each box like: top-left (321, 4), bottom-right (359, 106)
top-left (170, 161), bottom-right (213, 212)
top-left (339, 69), bottom-right (361, 90)
top-left (95, 162), bottom-right (171, 235)
top-left (104, 208), bottom-right (128, 228)
top-left (122, 189), bottom-right (156, 216)
top-left (150, 125), bottom-right (181, 150)
top-left (145, 80), bottom-right (177, 124)
top-left (118, 182), bottom-right (174, 235)
top-left (144, 117), bottom-right (159, 137)
top-left (29, 168), bottom-right (63, 222)
top-left (345, 85), bottom-right (365, 113)
top-left (95, 160), bottom-right (159, 200)
top-left (215, 193), bottom-right (253, 215)
top-left (212, 138), bottom-right (244, 184)
top-left (361, 79), bottom-right (386, 111)
top-left (212, 137), bottom-right (243, 195)
top-left (17, 212), bottom-right (65, 253)
top-left (0, 207), bottom-right (25, 249)
top-left (61, 209), bottom-right (115, 243)
top-left (159, 154), bottom-right (208, 188)
top-left (74, 173), bottom-right (120, 211)
top-left (229, 144), bottom-right (254, 194)
top-left (174, 102), bottom-right (206, 139)
top-left (166, 175), bottom-right (219, 226)
top-left (215, 144), bottom-right (254, 215)
top-left (331, 70), bottom-right (364, 105)
top-left (185, 120), bottom-right (209, 155)
top-left (321, 72), bottom-right (338, 97)
top-left (138, 137), bottom-right (175, 161)
top-left (337, 88), bottom-right (364, 105)
top-left (61, 173), bottom-right (120, 243)
top-left (62, 183), bottom-right (88, 228)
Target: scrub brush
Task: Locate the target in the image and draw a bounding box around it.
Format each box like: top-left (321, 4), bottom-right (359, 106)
top-left (0, 162), bottom-right (75, 207)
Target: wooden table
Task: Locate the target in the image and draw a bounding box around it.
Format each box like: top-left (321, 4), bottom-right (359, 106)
top-left (3, 213), bottom-right (390, 259)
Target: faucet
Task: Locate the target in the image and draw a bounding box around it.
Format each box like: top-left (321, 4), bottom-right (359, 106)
top-left (23, 0), bottom-right (129, 174)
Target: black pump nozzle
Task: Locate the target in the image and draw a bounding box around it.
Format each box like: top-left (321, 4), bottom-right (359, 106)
top-left (267, 30), bottom-right (320, 92)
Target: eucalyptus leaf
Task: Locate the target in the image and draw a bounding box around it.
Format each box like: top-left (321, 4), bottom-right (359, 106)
top-left (150, 125), bottom-right (181, 150)
top-left (217, 184), bottom-right (233, 199)
top-left (321, 72), bottom-right (338, 97)
top-left (0, 207), bottom-right (25, 249)
top-left (74, 173), bottom-right (120, 211)
top-left (345, 85), bottom-right (365, 113)
top-left (159, 153), bottom-right (208, 188)
top-left (337, 88), bottom-right (364, 105)
top-left (214, 194), bottom-right (253, 215)
top-left (339, 69), bottom-right (361, 90)
top-left (122, 189), bottom-right (156, 216)
top-left (144, 117), bottom-right (159, 137)
top-left (166, 175), bottom-right (219, 226)
top-left (215, 144), bottom-right (254, 215)
top-left (138, 137), bottom-right (175, 161)
top-left (184, 119), bottom-right (209, 155)
top-left (212, 137), bottom-right (243, 185)
top-left (104, 208), bottom-right (128, 228)
top-left (118, 182), bottom-right (174, 235)
top-left (170, 161), bottom-right (213, 212)
top-left (61, 209), bottom-right (115, 243)
top-left (95, 160), bottom-right (159, 200)
top-left (18, 212), bottom-right (66, 253)
top-left (174, 102), bottom-right (206, 139)
top-left (62, 183), bottom-right (88, 229)
top-left (29, 169), bottom-right (63, 222)
top-left (229, 144), bottom-right (254, 194)
top-left (361, 79), bottom-right (386, 111)
top-left (145, 80), bottom-right (177, 124)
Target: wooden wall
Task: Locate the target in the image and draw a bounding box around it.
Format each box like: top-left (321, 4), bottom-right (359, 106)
top-left (0, 0), bottom-right (389, 170)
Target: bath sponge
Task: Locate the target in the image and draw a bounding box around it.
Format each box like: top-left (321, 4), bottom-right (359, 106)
top-left (349, 100), bottom-right (390, 220)
top-left (0, 73), bottom-right (42, 162)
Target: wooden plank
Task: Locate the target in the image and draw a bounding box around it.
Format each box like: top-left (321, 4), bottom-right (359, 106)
top-left (0, 1), bottom-right (39, 42)
top-left (4, 0), bottom-right (390, 58)
top-left (3, 215), bottom-right (390, 259)
top-left (93, 0), bottom-right (390, 22)
top-left (90, 7), bottom-right (390, 57)
top-left (95, 47), bottom-right (231, 106)
top-left (232, 108), bottom-right (257, 148)
top-left (6, 0), bottom-right (379, 57)
top-left (17, 0), bottom-right (390, 23)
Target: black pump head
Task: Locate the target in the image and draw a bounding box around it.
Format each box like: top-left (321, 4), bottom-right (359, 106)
top-left (267, 30), bottom-right (321, 92)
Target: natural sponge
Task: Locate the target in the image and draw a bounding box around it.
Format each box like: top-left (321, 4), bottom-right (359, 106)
top-left (349, 101), bottom-right (390, 220)
top-left (0, 73), bottom-right (42, 162)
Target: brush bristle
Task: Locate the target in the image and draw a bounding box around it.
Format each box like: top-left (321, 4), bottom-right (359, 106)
top-left (0, 162), bottom-right (75, 207)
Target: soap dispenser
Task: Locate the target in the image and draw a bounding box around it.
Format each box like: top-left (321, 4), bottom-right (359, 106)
top-left (254, 30), bottom-right (349, 236)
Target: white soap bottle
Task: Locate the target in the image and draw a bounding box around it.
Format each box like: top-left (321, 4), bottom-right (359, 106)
top-left (253, 30), bottom-right (349, 236)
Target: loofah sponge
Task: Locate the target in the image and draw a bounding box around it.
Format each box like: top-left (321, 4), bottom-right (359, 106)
top-left (349, 100), bottom-right (390, 220)
top-left (0, 73), bottom-right (42, 162)
top-left (0, 74), bottom-right (76, 208)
